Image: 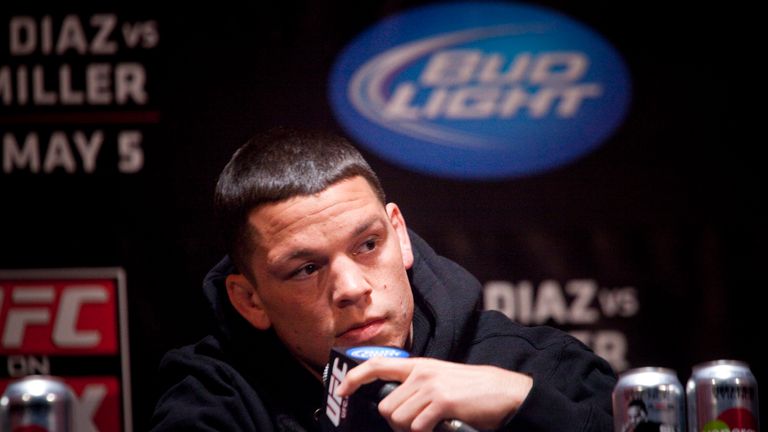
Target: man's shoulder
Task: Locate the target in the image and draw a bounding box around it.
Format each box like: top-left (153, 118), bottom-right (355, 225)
top-left (154, 335), bottom-right (255, 402)
top-left (161, 334), bottom-right (227, 362)
top-left (465, 310), bottom-right (605, 374)
top-left (156, 335), bottom-right (235, 376)
top-left (150, 335), bottom-right (273, 431)
top-left (464, 311), bottom-right (617, 431)
top-left (473, 310), bottom-right (579, 349)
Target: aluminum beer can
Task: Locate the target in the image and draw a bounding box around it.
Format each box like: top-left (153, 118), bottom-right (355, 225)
top-left (687, 360), bottom-right (759, 432)
top-left (0, 375), bottom-right (75, 432)
top-left (613, 367), bottom-right (685, 432)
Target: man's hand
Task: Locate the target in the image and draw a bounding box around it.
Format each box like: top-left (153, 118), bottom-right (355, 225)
top-left (335, 357), bottom-right (533, 432)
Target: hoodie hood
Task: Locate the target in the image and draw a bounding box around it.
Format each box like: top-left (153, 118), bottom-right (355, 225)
top-left (202, 230), bottom-right (483, 358)
top-left (406, 231), bottom-right (483, 360)
top-left (202, 256), bottom-right (255, 343)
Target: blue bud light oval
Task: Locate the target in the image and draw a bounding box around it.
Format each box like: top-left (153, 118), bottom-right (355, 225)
top-left (346, 346), bottom-right (410, 360)
top-left (329, 2), bottom-right (631, 179)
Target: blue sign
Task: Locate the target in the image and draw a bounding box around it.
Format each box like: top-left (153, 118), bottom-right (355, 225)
top-left (329, 2), bottom-right (631, 179)
top-left (346, 346), bottom-right (410, 360)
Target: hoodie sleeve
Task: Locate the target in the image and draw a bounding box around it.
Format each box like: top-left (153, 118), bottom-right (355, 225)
top-left (466, 311), bottom-right (616, 432)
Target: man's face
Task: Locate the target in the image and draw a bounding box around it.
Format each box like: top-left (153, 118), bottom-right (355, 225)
top-left (228, 176), bottom-right (415, 372)
top-left (627, 405), bottom-right (646, 425)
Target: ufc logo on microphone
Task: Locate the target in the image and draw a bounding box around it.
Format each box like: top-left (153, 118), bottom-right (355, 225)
top-left (325, 357), bottom-right (349, 426)
top-left (0, 281), bottom-right (117, 354)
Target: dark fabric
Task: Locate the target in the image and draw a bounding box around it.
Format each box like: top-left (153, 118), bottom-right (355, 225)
top-left (150, 231), bottom-right (616, 431)
top-left (631, 421), bottom-right (663, 432)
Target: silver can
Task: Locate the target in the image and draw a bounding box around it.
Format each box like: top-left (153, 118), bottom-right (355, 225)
top-left (613, 367), bottom-right (685, 432)
top-left (0, 375), bottom-right (75, 432)
top-left (687, 360), bottom-right (759, 432)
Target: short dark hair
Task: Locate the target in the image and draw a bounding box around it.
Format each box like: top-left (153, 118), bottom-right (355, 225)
top-left (214, 127), bottom-right (386, 275)
top-left (628, 399), bottom-right (647, 413)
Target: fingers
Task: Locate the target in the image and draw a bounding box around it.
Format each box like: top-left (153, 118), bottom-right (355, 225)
top-left (407, 402), bottom-right (447, 432)
top-left (383, 388), bottom-right (445, 432)
top-left (335, 357), bottom-right (448, 432)
top-left (335, 357), bottom-right (415, 397)
top-left (333, 357), bottom-right (531, 431)
top-left (379, 385), bottom-right (429, 432)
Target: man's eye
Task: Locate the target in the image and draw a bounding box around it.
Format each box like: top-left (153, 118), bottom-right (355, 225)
top-left (292, 263), bottom-right (319, 279)
top-left (356, 238), bottom-right (379, 255)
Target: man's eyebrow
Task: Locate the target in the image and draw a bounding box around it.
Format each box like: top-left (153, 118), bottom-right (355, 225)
top-left (273, 216), bottom-right (385, 264)
top-left (351, 215), bottom-right (384, 239)
top-left (269, 245), bottom-right (320, 266)
top-left (282, 249), bottom-right (317, 262)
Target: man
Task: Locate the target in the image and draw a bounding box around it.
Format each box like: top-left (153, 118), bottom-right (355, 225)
top-left (150, 128), bottom-right (616, 431)
top-left (623, 400), bottom-right (662, 432)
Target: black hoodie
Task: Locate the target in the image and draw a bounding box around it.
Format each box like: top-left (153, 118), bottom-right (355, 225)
top-left (150, 232), bottom-right (616, 431)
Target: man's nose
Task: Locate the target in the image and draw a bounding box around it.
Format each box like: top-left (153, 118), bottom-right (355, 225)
top-left (330, 256), bottom-right (372, 307)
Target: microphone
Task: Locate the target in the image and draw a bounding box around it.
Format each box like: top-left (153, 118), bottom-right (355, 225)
top-left (321, 346), bottom-right (478, 432)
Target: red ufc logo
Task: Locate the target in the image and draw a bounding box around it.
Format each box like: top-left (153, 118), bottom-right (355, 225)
top-left (0, 280), bottom-right (117, 355)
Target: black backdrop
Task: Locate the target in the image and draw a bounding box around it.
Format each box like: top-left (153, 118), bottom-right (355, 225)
top-left (1, 2), bottom-right (763, 430)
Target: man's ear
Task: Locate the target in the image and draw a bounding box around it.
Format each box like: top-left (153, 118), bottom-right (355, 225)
top-left (386, 202), bottom-right (414, 270)
top-left (225, 274), bottom-right (271, 330)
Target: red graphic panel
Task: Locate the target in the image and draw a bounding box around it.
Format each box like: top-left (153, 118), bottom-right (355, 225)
top-left (0, 280), bottom-right (118, 355)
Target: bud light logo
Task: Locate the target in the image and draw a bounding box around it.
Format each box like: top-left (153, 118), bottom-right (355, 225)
top-left (329, 2), bottom-right (631, 179)
top-left (346, 346), bottom-right (410, 360)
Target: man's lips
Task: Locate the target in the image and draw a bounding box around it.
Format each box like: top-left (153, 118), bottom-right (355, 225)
top-left (337, 318), bottom-right (386, 343)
